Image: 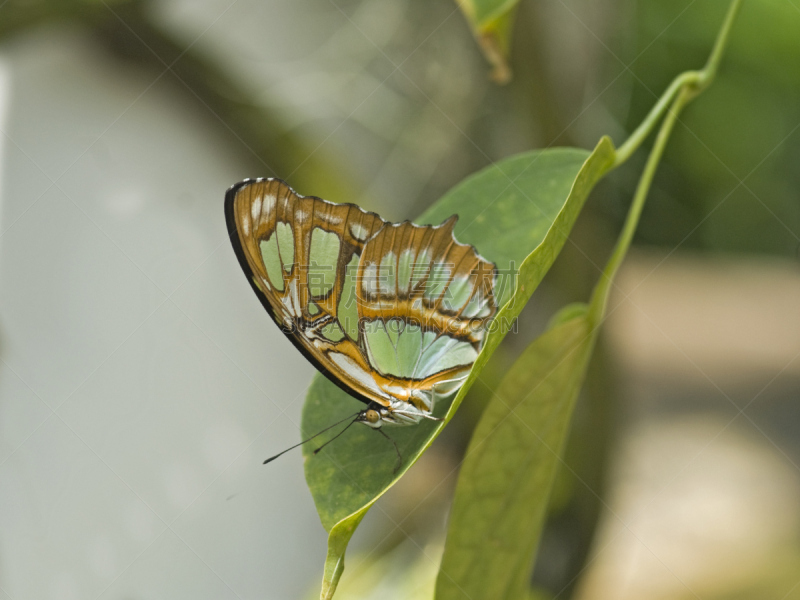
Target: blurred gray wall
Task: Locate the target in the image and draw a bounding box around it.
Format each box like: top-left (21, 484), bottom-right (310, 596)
top-left (0, 25), bottom-right (331, 600)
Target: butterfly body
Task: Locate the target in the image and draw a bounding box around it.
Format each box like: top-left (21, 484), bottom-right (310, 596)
top-left (225, 178), bottom-right (497, 428)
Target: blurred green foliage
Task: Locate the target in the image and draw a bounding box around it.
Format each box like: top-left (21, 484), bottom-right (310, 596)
top-left (624, 0), bottom-right (800, 256)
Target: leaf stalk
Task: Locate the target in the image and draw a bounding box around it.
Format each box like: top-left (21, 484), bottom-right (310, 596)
top-left (612, 0), bottom-right (743, 167)
top-left (591, 0), bottom-right (743, 323)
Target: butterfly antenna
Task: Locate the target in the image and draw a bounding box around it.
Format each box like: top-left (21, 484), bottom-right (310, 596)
top-left (263, 411), bottom-right (361, 465)
top-left (312, 418), bottom-right (359, 456)
top-left (375, 428), bottom-right (403, 473)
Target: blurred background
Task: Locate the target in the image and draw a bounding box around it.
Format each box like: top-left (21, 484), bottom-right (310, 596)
top-left (0, 1), bottom-right (798, 599)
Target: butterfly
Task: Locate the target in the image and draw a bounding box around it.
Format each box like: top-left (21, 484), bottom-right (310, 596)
top-left (225, 178), bottom-right (497, 462)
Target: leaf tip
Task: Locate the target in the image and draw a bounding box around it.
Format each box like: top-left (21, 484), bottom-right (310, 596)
top-left (478, 32), bottom-right (512, 85)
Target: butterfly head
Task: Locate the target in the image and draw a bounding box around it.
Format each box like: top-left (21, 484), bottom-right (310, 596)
top-left (355, 404), bottom-right (388, 429)
top-left (357, 399), bottom-right (443, 428)
top-left (354, 403), bottom-right (418, 428)
top-left (356, 405), bottom-right (382, 429)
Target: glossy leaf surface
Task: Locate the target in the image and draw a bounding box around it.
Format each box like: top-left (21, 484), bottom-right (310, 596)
top-left (302, 138), bottom-right (617, 599)
top-left (434, 305), bottom-right (595, 600)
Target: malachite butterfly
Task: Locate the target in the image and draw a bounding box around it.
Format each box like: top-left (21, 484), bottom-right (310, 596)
top-left (225, 178), bottom-right (498, 461)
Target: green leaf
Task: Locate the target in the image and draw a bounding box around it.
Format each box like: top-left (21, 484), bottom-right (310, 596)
top-left (456, 0), bottom-right (519, 83)
top-left (302, 137), bottom-right (616, 599)
top-left (434, 305), bottom-right (595, 600)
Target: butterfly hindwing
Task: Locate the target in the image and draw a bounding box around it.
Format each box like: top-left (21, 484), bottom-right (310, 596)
top-left (357, 218), bottom-right (497, 399)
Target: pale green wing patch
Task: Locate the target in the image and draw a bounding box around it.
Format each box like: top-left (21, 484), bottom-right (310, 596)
top-left (441, 275), bottom-right (473, 313)
top-left (380, 251), bottom-right (397, 294)
top-left (320, 321), bottom-right (346, 342)
top-left (308, 227), bottom-right (341, 297)
top-left (410, 249), bottom-right (431, 288)
top-left (338, 255), bottom-right (360, 341)
top-left (363, 320), bottom-right (400, 376)
top-left (259, 236), bottom-right (284, 292)
top-left (362, 319), bottom-right (479, 380)
top-left (415, 334), bottom-right (477, 379)
top-left (275, 222), bottom-right (294, 272)
top-left (397, 249), bottom-right (414, 291)
top-left (394, 322), bottom-right (423, 375)
top-left (463, 289), bottom-right (492, 318)
top-left (424, 262), bottom-right (452, 301)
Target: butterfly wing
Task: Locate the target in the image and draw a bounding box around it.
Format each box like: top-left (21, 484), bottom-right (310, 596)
top-left (225, 178), bottom-right (389, 406)
top-left (356, 218), bottom-right (497, 407)
top-left (225, 178), bottom-right (498, 416)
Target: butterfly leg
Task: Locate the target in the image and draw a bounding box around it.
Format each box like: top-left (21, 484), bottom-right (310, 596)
top-left (375, 427), bottom-right (402, 473)
top-left (421, 413), bottom-right (444, 422)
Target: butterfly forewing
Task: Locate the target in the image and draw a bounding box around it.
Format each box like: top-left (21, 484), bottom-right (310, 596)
top-left (225, 178), bottom-right (389, 405)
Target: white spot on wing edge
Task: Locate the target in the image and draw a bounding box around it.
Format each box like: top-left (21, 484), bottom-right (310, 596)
top-left (251, 195), bottom-right (262, 221)
top-left (350, 222), bottom-right (369, 241)
top-left (362, 263), bottom-right (379, 296)
top-left (263, 192), bottom-right (277, 216)
top-left (380, 251), bottom-right (396, 294)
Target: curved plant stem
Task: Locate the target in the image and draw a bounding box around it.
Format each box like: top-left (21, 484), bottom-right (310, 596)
top-left (612, 0), bottom-right (743, 167)
top-left (612, 70), bottom-right (699, 167)
top-left (589, 87), bottom-right (691, 324)
top-left (590, 0), bottom-right (743, 323)
top-left (695, 0), bottom-right (744, 91)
